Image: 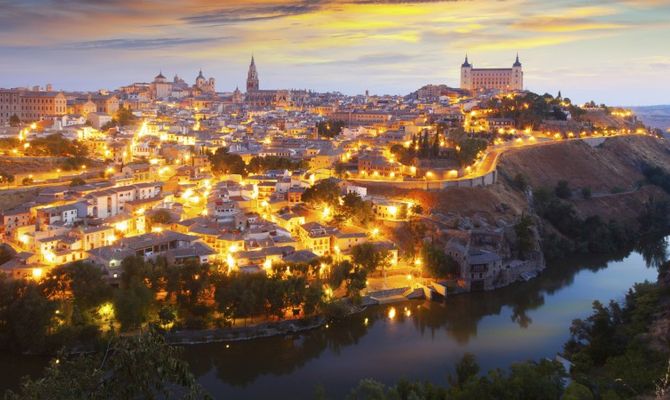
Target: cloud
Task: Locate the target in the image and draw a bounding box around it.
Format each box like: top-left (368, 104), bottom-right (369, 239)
top-left (181, 1), bottom-right (328, 25)
top-left (511, 18), bottom-right (628, 33)
top-left (63, 37), bottom-right (227, 50)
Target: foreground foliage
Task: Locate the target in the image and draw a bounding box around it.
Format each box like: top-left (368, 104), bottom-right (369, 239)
top-left (4, 331), bottom-right (209, 400)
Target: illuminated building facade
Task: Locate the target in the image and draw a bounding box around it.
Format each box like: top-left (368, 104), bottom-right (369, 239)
top-left (460, 55), bottom-right (523, 92)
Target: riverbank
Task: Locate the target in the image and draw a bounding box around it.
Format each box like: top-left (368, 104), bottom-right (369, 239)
top-left (165, 315), bottom-right (327, 345)
top-left (1, 241), bottom-right (663, 397)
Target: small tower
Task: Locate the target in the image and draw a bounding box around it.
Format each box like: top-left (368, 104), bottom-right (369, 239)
top-left (246, 55), bottom-right (259, 92)
top-left (512, 53), bottom-right (523, 91)
top-left (460, 54), bottom-right (473, 91)
top-left (196, 69), bottom-right (206, 88)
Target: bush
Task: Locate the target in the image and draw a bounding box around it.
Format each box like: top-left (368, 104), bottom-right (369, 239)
top-left (512, 173), bottom-right (529, 191)
top-left (555, 180), bottom-right (572, 199)
top-left (581, 187), bottom-right (592, 199)
top-left (70, 177), bottom-right (86, 187)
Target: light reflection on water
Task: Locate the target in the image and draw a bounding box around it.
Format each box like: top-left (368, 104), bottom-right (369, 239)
top-left (183, 244), bottom-right (660, 399)
top-left (0, 239), bottom-right (664, 399)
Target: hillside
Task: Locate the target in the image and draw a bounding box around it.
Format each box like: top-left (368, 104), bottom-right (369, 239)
top-left (498, 135), bottom-right (670, 223)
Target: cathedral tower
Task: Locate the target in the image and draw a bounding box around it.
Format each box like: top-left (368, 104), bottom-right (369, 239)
top-left (246, 56), bottom-right (259, 92)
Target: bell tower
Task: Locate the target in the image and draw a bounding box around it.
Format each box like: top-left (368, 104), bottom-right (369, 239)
top-left (246, 55), bottom-right (259, 92)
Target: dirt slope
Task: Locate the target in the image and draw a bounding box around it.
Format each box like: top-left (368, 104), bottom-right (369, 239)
top-left (499, 136), bottom-right (670, 193)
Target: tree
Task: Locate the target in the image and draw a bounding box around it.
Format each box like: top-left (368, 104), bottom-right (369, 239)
top-left (339, 192), bottom-right (375, 226)
top-left (246, 156), bottom-right (306, 174)
top-left (9, 114), bottom-right (20, 127)
top-left (316, 120), bottom-right (346, 138)
top-left (115, 107), bottom-right (136, 126)
top-left (514, 214), bottom-right (535, 259)
top-left (208, 147), bottom-right (246, 176)
top-left (410, 204), bottom-right (424, 216)
top-left (581, 187), bottom-right (592, 199)
top-left (301, 179), bottom-right (341, 207)
top-left (21, 177), bottom-right (33, 185)
top-left (512, 173), bottom-right (528, 191)
top-left (456, 138), bottom-right (488, 167)
top-left (346, 378), bottom-right (388, 400)
top-left (563, 382), bottom-right (594, 400)
top-left (352, 243), bottom-right (389, 273)
top-left (0, 172), bottom-right (14, 185)
top-left (449, 352), bottom-right (480, 388)
top-left (0, 277), bottom-right (56, 353)
top-left (422, 243), bottom-right (460, 278)
top-left (148, 209), bottom-right (173, 225)
top-left (5, 330), bottom-right (210, 400)
top-left (113, 280), bottom-right (154, 331)
top-left (555, 180), bottom-right (572, 199)
top-left (69, 177), bottom-right (86, 187)
top-left (43, 261), bottom-right (112, 312)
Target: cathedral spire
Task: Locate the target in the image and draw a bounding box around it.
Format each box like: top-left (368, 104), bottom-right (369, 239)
top-left (247, 55), bottom-right (259, 92)
top-left (513, 53), bottom-right (522, 67)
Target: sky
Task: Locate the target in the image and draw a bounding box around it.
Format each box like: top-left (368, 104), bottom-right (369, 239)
top-left (1, 0), bottom-right (669, 106)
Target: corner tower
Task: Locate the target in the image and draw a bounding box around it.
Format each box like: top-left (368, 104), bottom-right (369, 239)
top-left (512, 53), bottom-right (523, 91)
top-left (460, 55), bottom-right (472, 91)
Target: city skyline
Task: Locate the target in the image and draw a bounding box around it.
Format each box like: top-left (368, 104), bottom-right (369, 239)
top-left (1, 0), bottom-right (669, 105)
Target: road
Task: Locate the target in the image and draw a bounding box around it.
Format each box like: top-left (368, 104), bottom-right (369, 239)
top-left (351, 132), bottom-right (648, 185)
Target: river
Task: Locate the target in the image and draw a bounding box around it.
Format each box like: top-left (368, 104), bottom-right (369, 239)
top-left (0, 240), bottom-right (664, 398)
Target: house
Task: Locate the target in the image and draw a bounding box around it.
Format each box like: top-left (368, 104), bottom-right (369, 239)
top-left (333, 230), bottom-right (368, 253)
top-left (0, 252), bottom-right (47, 281)
top-left (298, 222), bottom-right (335, 256)
top-left (87, 230), bottom-right (215, 272)
top-left (87, 183), bottom-right (162, 219)
top-left (1, 207), bottom-right (32, 237)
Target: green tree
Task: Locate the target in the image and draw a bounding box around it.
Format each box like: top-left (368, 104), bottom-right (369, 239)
top-left (113, 281), bottom-right (154, 331)
top-left (449, 352), bottom-right (480, 388)
top-left (422, 243), bottom-right (460, 278)
top-left (5, 330), bottom-right (210, 400)
top-left (9, 114), bottom-right (20, 127)
top-left (352, 243), bottom-right (389, 273)
top-left (512, 173), bottom-right (528, 191)
top-left (208, 147), bottom-right (246, 176)
top-left (0, 277), bottom-right (56, 353)
top-left (69, 177), bottom-right (86, 187)
top-left (301, 179), bottom-right (341, 207)
top-left (0, 172), bottom-right (14, 185)
top-left (43, 261), bottom-right (112, 312)
top-left (338, 192), bottom-right (375, 226)
top-left (456, 138), bottom-right (487, 167)
top-left (555, 180), bottom-right (572, 199)
top-left (316, 120), bottom-right (346, 138)
top-left (115, 107), bottom-right (136, 126)
top-left (563, 382), bottom-right (594, 400)
top-left (514, 214), bottom-right (535, 259)
top-left (148, 209), bottom-right (173, 225)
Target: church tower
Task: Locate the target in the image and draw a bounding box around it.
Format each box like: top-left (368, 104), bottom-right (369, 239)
top-left (246, 56), bottom-right (259, 92)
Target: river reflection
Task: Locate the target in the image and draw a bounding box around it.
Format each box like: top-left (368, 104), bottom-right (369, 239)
top-left (181, 243), bottom-right (660, 399)
top-left (0, 241), bottom-right (663, 398)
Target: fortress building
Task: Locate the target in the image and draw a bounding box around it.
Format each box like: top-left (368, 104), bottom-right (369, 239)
top-left (460, 54), bottom-right (523, 92)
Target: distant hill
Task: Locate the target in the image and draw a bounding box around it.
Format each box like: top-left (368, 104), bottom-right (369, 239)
top-left (629, 105), bottom-right (670, 131)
